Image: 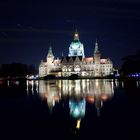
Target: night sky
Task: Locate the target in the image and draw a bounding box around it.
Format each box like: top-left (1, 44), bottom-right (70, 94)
top-left (0, 0), bottom-right (140, 69)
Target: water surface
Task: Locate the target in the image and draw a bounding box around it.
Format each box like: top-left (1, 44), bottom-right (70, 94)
top-left (0, 79), bottom-right (140, 139)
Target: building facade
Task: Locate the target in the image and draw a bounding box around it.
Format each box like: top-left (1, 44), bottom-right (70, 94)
top-left (39, 31), bottom-right (113, 77)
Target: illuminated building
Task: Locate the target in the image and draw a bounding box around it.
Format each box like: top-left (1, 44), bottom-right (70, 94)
top-left (39, 30), bottom-right (113, 77)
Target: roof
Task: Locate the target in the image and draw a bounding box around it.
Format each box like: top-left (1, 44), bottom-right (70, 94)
top-left (83, 57), bottom-right (94, 63)
top-left (100, 58), bottom-right (112, 64)
top-left (53, 59), bottom-right (61, 64)
top-left (61, 56), bottom-right (83, 62)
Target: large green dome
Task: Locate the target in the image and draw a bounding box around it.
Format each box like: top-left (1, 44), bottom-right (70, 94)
top-left (68, 31), bottom-right (85, 57)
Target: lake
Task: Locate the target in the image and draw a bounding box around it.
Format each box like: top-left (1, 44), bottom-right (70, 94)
top-left (0, 79), bottom-right (140, 140)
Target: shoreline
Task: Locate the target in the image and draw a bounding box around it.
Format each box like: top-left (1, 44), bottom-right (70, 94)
top-left (0, 76), bottom-right (139, 81)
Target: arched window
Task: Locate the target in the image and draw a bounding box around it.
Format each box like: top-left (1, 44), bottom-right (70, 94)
top-left (68, 66), bottom-right (73, 72)
top-left (74, 65), bottom-right (80, 72)
top-left (62, 66), bottom-right (67, 72)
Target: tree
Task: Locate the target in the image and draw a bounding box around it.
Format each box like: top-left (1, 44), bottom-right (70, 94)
top-left (120, 50), bottom-right (140, 75)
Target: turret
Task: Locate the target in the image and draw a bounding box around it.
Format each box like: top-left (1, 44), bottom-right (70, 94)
top-left (94, 39), bottom-right (99, 53)
top-left (94, 40), bottom-right (101, 76)
top-left (47, 46), bottom-right (54, 64)
top-left (94, 39), bottom-right (101, 64)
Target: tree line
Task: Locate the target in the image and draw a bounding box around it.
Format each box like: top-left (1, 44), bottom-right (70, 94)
top-left (0, 63), bottom-right (37, 77)
top-left (120, 50), bottom-right (140, 76)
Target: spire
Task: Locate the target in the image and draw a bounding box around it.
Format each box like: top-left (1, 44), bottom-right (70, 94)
top-left (47, 46), bottom-right (54, 57)
top-left (62, 51), bottom-right (64, 57)
top-left (74, 29), bottom-right (79, 41)
top-left (94, 39), bottom-right (99, 53)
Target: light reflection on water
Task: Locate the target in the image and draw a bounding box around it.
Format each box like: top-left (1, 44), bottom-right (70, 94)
top-left (26, 80), bottom-right (39, 95)
top-left (26, 79), bottom-right (115, 130)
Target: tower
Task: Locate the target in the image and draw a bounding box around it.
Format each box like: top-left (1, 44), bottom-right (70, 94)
top-left (47, 46), bottom-right (54, 64)
top-left (45, 46), bottom-right (54, 74)
top-left (68, 30), bottom-right (85, 58)
top-left (94, 40), bottom-right (101, 76)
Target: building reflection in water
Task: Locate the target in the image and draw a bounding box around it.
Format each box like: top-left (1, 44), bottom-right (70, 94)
top-left (37, 79), bottom-right (114, 130)
top-left (26, 80), bottom-right (39, 95)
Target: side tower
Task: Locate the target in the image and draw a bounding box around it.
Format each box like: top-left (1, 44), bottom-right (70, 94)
top-left (68, 30), bottom-right (85, 58)
top-left (39, 60), bottom-right (46, 77)
top-left (46, 46), bottom-right (54, 74)
top-left (39, 46), bottom-right (55, 77)
top-left (47, 46), bottom-right (54, 64)
top-left (94, 40), bottom-right (101, 76)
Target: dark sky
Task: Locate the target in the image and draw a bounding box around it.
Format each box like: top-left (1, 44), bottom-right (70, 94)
top-left (0, 0), bottom-right (140, 68)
